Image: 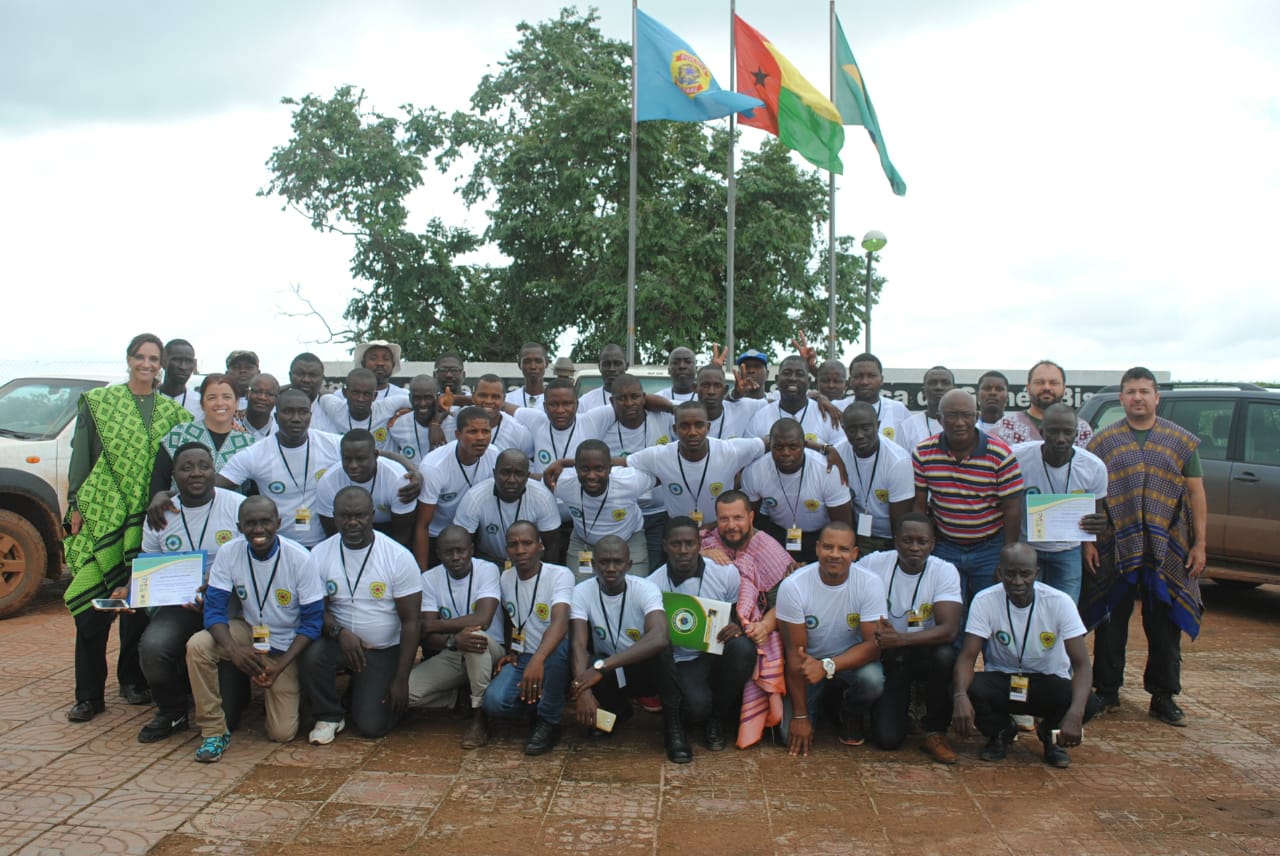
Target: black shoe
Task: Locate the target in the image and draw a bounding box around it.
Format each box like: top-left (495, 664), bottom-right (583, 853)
top-left (838, 713), bottom-right (866, 747)
top-left (665, 724), bottom-right (693, 764)
top-left (1149, 694), bottom-right (1186, 727)
top-left (1043, 740), bottom-right (1071, 769)
top-left (524, 720), bottom-right (561, 755)
top-left (979, 718), bottom-right (1016, 762)
top-left (66, 699), bottom-right (105, 722)
top-left (138, 712), bottom-right (189, 743)
top-left (1095, 690), bottom-right (1121, 713)
top-left (704, 718), bottom-right (726, 752)
top-left (119, 684), bottom-right (152, 705)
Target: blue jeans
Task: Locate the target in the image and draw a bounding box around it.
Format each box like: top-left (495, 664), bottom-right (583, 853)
top-left (1036, 547), bottom-right (1082, 604)
top-left (780, 660), bottom-right (884, 741)
top-left (482, 638), bottom-right (570, 725)
top-left (933, 537), bottom-right (1005, 608)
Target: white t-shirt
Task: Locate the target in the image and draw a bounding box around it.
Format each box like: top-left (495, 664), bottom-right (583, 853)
top-left (832, 438), bottom-right (914, 538)
top-left (649, 559), bottom-right (742, 662)
top-left (570, 575), bottom-right (665, 657)
top-left (417, 442), bottom-right (498, 537)
top-left (209, 535), bottom-right (323, 651)
top-left (1011, 442), bottom-right (1110, 552)
top-left (555, 468), bottom-right (655, 543)
top-left (315, 457), bottom-right (416, 523)
top-left (748, 399), bottom-right (843, 446)
top-left (505, 386), bottom-right (545, 410)
top-left (895, 412), bottom-right (943, 455)
top-left (866, 397), bottom-right (910, 445)
top-left (488, 414), bottom-right (535, 459)
top-left (500, 562), bottom-right (575, 653)
top-left (859, 551), bottom-right (962, 635)
top-left (333, 384), bottom-right (411, 409)
top-left (577, 407), bottom-right (673, 514)
top-left (141, 488), bottom-right (245, 572)
top-left (310, 532), bottom-right (422, 650)
top-left (453, 478), bottom-right (562, 560)
top-left (965, 581), bottom-right (1085, 680)
top-left (219, 431), bottom-right (342, 547)
top-left (421, 558), bottom-right (504, 645)
top-left (577, 386), bottom-right (611, 413)
top-left (162, 387), bottom-right (204, 419)
top-left (626, 438), bottom-right (765, 522)
top-left (513, 408), bottom-right (584, 476)
top-left (740, 449), bottom-right (849, 532)
top-left (712, 397), bottom-right (769, 440)
top-left (385, 413), bottom-right (434, 464)
top-left (312, 396), bottom-right (400, 449)
top-left (776, 562), bottom-right (886, 660)
top-left (653, 386), bottom-right (697, 404)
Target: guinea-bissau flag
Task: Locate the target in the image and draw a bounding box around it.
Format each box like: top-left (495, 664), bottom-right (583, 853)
top-left (835, 14), bottom-right (907, 195)
top-left (734, 14), bottom-right (845, 174)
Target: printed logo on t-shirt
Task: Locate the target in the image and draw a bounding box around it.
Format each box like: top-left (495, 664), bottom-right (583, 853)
top-left (538, 450), bottom-right (552, 464)
top-left (504, 601), bottom-right (516, 618)
top-left (439, 606), bottom-right (453, 619)
top-left (625, 628), bottom-right (642, 642)
top-left (846, 613), bottom-right (860, 628)
top-left (535, 602), bottom-right (550, 621)
top-left (164, 534), bottom-right (182, 551)
top-left (1040, 631), bottom-right (1057, 649)
top-left (374, 428), bottom-right (388, 443)
top-left (235, 584), bottom-right (248, 600)
top-left (215, 530), bottom-right (234, 545)
top-left (611, 509), bottom-right (627, 522)
top-left (594, 625), bottom-right (607, 641)
top-left (1026, 486), bottom-right (1042, 495)
top-left (376, 503), bottom-right (390, 514)
top-left (668, 484), bottom-right (684, 495)
top-left (275, 589), bottom-right (292, 607)
top-left (325, 580), bottom-right (339, 597)
top-left (995, 630), bottom-right (1012, 646)
top-left (403, 446), bottom-right (417, 459)
top-left (710, 482), bottom-right (724, 496)
top-left (804, 615), bottom-right (819, 630)
top-left (441, 492), bottom-right (458, 502)
top-left (803, 499), bottom-right (820, 512)
top-left (920, 602), bottom-right (933, 619)
top-left (873, 489), bottom-right (889, 503)
top-left (485, 523), bottom-right (500, 534)
top-left (657, 435), bottom-right (670, 445)
top-left (268, 481), bottom-right (286, 495)
top-left (369, 581), bottom-right (387, 599)
top-left (569, 506), bottom-right (583, 518)
top-left (882, 427), bottom-right (895, 440)
top-left (804, 433), bottom-right (818, 442)
top-left (314, 469), bottom-right (327, 481)
top-left (762, 497), bottom-right (778, 509)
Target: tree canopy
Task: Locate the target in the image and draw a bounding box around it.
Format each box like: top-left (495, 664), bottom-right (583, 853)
top-left (260, 7), bottom-right (884, 363)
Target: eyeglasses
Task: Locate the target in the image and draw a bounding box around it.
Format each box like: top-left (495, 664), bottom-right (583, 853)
top-left (941, 411), bottom-right (978, 423)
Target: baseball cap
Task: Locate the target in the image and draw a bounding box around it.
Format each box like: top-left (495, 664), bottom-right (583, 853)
top-left (736, 348), bottom-right (769, 366)
top-left (226, 350), bottom-right (259, 368)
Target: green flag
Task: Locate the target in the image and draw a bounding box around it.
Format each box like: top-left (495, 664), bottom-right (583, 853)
top-left (834, 16), bottom-right (906, 195)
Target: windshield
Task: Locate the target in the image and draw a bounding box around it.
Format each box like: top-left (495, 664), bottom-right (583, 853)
top-left (0, 378), bottom-right (107, 440)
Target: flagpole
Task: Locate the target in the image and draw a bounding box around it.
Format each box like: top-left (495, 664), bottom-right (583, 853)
top-left (725, 0), bottom-right (737, 363)
top-left (826, 0), bottom-right (838, 361)
top-left (626, 0), bottom-right (639, 365)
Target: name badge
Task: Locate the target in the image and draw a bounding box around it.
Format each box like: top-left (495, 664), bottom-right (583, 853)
top-left (511, 629), bottom-right (525, 644)
top-left (504, 560), bottom-right (513, 570)
top-left (252, 624), bottom-right (270, 653)
top-left (690, 510), bottom-right (704, 525)
top-left (785, 527), bottom-right (803, 552)
top-left (906, 609), bottom-right (924, 632)
top-left (294, 506), bottom-right (312, 531)
top-left (579, 550), bottom-right (594, 572)
top-left (856, 514), bottom-right (873, 538)
top-left (1009, 674), bottom-right (1029, 703)
top-left (615, 666), bottom-right (627, 689)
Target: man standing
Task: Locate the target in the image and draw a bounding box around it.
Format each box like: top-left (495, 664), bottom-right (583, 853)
top-left (159, 339), bottom-right (202, 418)
top-left (977, 371), bottom-right (1010, 436)
top-left (472, 374), bottom-right (535, 457)
top-left (994, 360), bottom-right (1094, 447)
top-left (515, 378), bottom-right (582, 478)
top-left (847, 353), bottom-right (910, 444)
top-left (242, 374), bottom-right (280, 441)
top-left (454, 449), bottom-right (562, 565)
top-left (408, 525), bottom-right (503, 748)
top-left (1011, 404), bottom-right (1110, 603)
top-left (696, 364), bottom-right (764, 440)
top-left (299, 487), bottom-right (421, 743)
top-left (568, 535), bottom-right (692, 763)
top-left (896, 366), bottom-right (954, 453)
top-left (351, 340), bottom-right (410, 407)
top-left (434, 352), bottom-right (470, 397)
top-left (1084, 367), bottom-right (1206, 726)
top-left (953, 543), bottom-right (1102, 768)
top-left (385, 375), bottom-right (441, 462)
top-left (862, 513), bottom-right (963, 763)
top-left (225, 350), bottom-right (260, 411)
top-left (655, 346), bottom-right (698, 403)
top-left (506, 342), bottom-right (549, 408)
top-left (734, 348), bottom-right (775, 402)
top-left (833, 402), bottom-right (914, 555)
top-left (287, 353), bottom-right (328, 420)
top-left (748, 356), bottom-right (843, 446)
top-left (186, 496), bottom-right (324, 762)
top-left (777, 522), bottom-right (886, 754)
top-left (313, 368), bottom-right (397, 445)
top-left (413, 406), bottom-right (497, 570)
top-left (578, 343), bottom-right (627, 412)
top-left (316, 429), bottom-right (417, 546)
top-left (548, 440), bottom-right (654, 578)
top-left (814, 360), bottom-right (849, 408)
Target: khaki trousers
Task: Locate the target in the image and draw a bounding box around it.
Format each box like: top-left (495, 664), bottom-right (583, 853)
top-left (186, 619), bottom-right (302, 742)
top-left (408, 636), bottom-right (504, 709)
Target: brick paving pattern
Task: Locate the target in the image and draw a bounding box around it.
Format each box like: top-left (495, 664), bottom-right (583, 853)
top-left (2, 578), bottom-right (1279, 854)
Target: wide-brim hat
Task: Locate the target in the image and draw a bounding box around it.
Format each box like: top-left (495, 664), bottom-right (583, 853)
top-left (353, 340), bottom-right (402, 372)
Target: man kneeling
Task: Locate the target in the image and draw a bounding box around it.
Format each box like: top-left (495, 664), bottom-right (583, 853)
top-left (952, 542), bottom-right (1103, 768)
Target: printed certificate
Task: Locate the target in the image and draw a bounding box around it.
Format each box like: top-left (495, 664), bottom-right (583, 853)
top-left (130, 551), bottom-right (207, 607)
top-left (1026, 494), bottom-right (1096, 543)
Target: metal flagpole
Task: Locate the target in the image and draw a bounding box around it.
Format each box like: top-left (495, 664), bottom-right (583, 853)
top-left (826, 0), bottom-right (838, 360)
top-left (725, 0), bottom-right (737, 362)
top-left (626, 0), bottom-right (639, 365)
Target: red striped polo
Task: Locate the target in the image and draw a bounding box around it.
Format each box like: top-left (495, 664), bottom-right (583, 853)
top-left (913, 430), bottom-right (1023, 543)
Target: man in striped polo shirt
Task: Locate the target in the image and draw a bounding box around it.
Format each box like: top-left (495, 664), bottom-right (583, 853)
top-left (912, 389), bottom-right (1024, 607)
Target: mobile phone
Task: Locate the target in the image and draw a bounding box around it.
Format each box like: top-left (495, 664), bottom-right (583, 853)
top-left (595, 707), bottom-right (617, 733)
top-left (91, 598), bottom-right (131, 611)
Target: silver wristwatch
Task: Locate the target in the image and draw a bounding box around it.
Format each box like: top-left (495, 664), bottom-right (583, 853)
top-left (822, 657), bottom-right (836, 680)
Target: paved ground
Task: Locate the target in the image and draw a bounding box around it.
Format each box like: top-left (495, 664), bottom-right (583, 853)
top-left (2, 576), bottom-right (1280, 855)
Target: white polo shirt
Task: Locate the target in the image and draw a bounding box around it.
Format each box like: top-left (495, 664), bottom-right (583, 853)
top-left (1011, 442), bottom-right (1110, 552)
top-left (740, 449), bottom-right (849, 532)
top-left (832, 438), bottom-right (915, 538)
top-left (453, 478), bottom-right (562, 559)
top-left (570, 575), bottom-right (665, 657)
top-left (417, 442), bottom-right (498, 537)
top-left (141, 488), bottom-right (245, 567)
top-left (748, 399), bottom-right (842, 446)
top-left (315, 457), bottom-right (416, 523)
top-left (421, 558), bottom-right (504, 645)
top-left (219, 431), bottom-right (342, 547)
top-left (626, 438), bottom-right (765, 522)
top-left (649, 559), bottom-right (742, 662)
top-left (776, 562), bottom-right (886, 660)
top-left (311, 532), bottom-right (422, 650)
top-left (859, 550), bottom-right (962, 635)
top-left (555, 468), bottom-right (655, 543)
top-left (500, 562), bottom-right (575, 654)
top-left (209, 535), bottom-right (323, 651)
top-left (965, 581), bottom-right (1085, 680)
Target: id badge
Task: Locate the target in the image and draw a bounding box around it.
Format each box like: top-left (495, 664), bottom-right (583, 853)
top-left (504, 560), bottom-right (513, 570)
top-left (615, 666), bottom-right (627, 689)
top-left (690, 510), bottom-right (704, 525)
top-left (579, 550), bottom-right (594, 572)
top-left (1009, 674), bottom-right (1029, 703)
top-left (856, 514), bottom-right (873, 538)
top-left (511, 629), bottom-right (525, 645)
top-left (294, 506), bottom-right (312, 531)
top-left (906, 609), bottom-right (924, 632)
top-left (785, 527), bottom-right (803, 552)
top-left (252, 624), bottom-right (270, 653)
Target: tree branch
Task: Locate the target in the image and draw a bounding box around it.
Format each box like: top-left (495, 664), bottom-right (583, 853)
top-left (276, 283), bottom-right (356, 345)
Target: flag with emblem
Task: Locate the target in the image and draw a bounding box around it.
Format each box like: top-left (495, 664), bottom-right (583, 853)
top-left (636, 8), bottom-right (763, 122)
top-left (734, 14), bottom-right (845, 173)
top-left (834, 15), bottom-right (906, 195)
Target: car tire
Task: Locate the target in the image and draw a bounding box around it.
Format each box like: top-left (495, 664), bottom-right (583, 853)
top-left (0, 510), bottom-right (48, 618)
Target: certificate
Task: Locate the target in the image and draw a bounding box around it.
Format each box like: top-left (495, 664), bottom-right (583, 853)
top-left (1026, 494), bottom-right (1096, 543)
top-left (130, 551), bottom-right (207, 608)
top-left (662, 592), bottom-right (732, 655)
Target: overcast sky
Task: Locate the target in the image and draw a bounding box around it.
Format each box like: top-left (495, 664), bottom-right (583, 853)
top-left (3, 0), bottom-right (1277, 382)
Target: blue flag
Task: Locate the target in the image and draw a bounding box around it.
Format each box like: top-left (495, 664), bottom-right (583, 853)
top-left (636, 9), bottom-right (763, 123)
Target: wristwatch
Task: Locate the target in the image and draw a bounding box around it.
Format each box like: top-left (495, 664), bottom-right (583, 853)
top-left (592, 658), bottom-right (608, 673)
top-left (445, 634), bottom-right (457, 651)
top-left (821, 657), bottom-right (836, 680)
top-left (327, 623), bottom-right (342, 640)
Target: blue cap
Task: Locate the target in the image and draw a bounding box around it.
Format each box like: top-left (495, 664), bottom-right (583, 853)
top-left (736, 349), bottom-right (769, 366)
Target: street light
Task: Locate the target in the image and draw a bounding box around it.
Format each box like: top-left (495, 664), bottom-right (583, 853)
top-left (860, 230), bottom-right (886, 354)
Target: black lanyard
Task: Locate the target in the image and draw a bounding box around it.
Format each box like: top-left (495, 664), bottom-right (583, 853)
top-left (340, 543), bottom-right (375, 599)
top-left (616, 419), bottom-right (646, 457)
top-left (783, 400), bottom-right (810, 430)
top-left (455, 446), bottom-right (481, 488)
top-left (549, 423), bottom-right (577, 461)
top-left (853, 446), bottom-right (881, 509)
top-left (925, 414), bottom-right (940, 436)
top-left (885, 558), bottom-right (926, 619)
top-left (1006, 594), bottom-right (1037, 671)
top-left (178, 494), bottom-right (215, 552)
top-left (514, 564), bottom-right (544, 637)
top-left (1042, 453), bottom-right (1073, 494)
top-left (597, 580), bottom-right (628, 651)
top-left (277, 437), bottom-right (311, 491)
top-left (348, 410), bottom-right (372, 432)
top-left (247, 543), bottom-right (283, 615)
top-left (412, 418), bottom-right (428, 459)
top-left (712, 411), bottom-right (726, 439)
top-left (774, 461), bottom-right (806, 527)
top-left (495, 490), bottom-right (524, 533)
top-left (677, 447), bottom-right (711, 512)
top-left (580, 484), bottom-right (611, 541)
top-left (447, 569), bottom-right (474, 618)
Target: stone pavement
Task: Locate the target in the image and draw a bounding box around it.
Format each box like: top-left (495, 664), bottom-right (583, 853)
top-left (3, 579), bottom-right (1280, 855)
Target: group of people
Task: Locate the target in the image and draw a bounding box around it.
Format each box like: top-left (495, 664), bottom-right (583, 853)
top-left (60, 334), bottom-right (1207, 770)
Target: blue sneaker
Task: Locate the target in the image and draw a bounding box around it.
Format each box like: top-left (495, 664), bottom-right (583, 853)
top-left (194, 732), bottom-right (231, 763)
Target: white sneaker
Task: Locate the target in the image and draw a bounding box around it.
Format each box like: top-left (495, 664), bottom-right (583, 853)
top-left (1013, 714), bottom-right (1036, 732)
top-left (308, 719), bottom-right (345, 745)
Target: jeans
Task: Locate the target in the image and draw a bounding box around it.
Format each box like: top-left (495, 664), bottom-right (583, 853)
top-left (643, 512), bottom-right (668, 577)
top-left (870, 644), bottom-right (957, 750)
top-left (139, 606), bottom-right (206, 718)
top-left (1036, 547), bottom-right (1083, 604)
top-left (933, 536), bottom-right (1005, 608)
top-left (482, 638), bottom-right (571, 725)
top-left (674, 636), bottom-right (758, 724)
top-left (73, 607), bottom-right (148, 703)
top-left (967, 671), bottom-right (1103, 737)
top-left (1093, 581), bottom-right (1183, 697)
top-left (780, 661), bottom-right (885, 741)
top-left (299, 638), bottom-right (404, 738)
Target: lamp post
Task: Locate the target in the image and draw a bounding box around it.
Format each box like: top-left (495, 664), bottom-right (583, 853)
top-left (860, 230), bottom-right (886, 354)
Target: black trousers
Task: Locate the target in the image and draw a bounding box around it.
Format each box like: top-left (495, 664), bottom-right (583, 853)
top-left (591, 647), bottom-right (683, 726)
top-left (1092, 581), bottom-right (1183, 697)
top-left (674, 636), bottom-right (757, 724)
top-left (870, 643), bottom-right (956, 749)
top-left (73, 607), bottom-right (149, 703)
top-left (299, 638), bottom-right (403, 738)
top-left (967, 671), bottom-right (1102, 738)
top-left (139, 606), bottom-right (206, 717)
top-left (759, 520), bottom-right (820, 564)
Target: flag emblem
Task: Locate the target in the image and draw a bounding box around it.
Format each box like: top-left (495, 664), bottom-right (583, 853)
top-left (671, 50), bottom-right (711, 98)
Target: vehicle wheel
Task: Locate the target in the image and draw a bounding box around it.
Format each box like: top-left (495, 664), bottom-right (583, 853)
top-left (0, 510), bottom-right (48, 618)
top-left (1213, 579), bottom-right (1261, 591)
